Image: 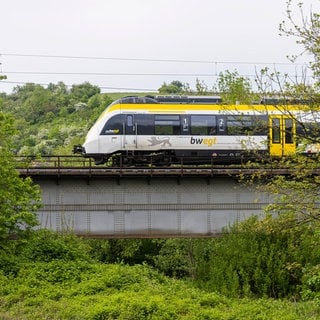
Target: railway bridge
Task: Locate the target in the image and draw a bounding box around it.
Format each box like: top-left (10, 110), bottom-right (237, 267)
top-left (16, 156), bottom-right (295, 238)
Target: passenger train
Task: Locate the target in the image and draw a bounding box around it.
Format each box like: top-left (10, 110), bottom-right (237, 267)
top-left (73, 95), bottom-right (318, 165)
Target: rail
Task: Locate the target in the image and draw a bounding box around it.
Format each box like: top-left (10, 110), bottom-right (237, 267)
top-left (14, 155), bottom-right (319, 178)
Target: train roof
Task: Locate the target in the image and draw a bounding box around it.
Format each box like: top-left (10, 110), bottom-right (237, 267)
top-left (101, 96), bottom-right (310, 117)
top-left (113, 95), bottom-right (310, 106)
top-left (153, 95), bottom-right (222, 104)
top-left (114, 95), bottom-right (222, 105)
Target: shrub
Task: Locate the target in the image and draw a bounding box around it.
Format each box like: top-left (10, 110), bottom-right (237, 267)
top-left (301, 265), bottom-right (320, 302)
top-left (18, 229), bottom-right (93, 262)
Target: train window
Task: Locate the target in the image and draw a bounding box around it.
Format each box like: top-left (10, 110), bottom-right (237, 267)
top-left (300, 122), bottom-right (320, 139)
top-left (272, 118), bottom-right (280, 143)
top-left (100, 114), bottom-right (124, 135)
top-left (285, 118), bottom-right (293, 144)
top-left (191, 115), bottom-right (216, 135)
top-left (226, 115), bottom-right (254, 135)
top-left (155, 115), bottom-right (180, 135)
top-left (127, 115), bottom-right (133, 127)
top-left (252, 115), bottom-right (268, 135)
top-left (226, 115), bottom-right (269, 135)
top-left (135, 114), bottom-right (154, 135)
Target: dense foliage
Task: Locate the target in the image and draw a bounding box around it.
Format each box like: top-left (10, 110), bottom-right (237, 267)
top-left (0, 112), bottom-right (41, 242)
top-left (0, 230), bottom-right (320, 319)
top-left (2, 260), bottom-right (317, 320)
top-left (0, 81), bottom-right (113, 156)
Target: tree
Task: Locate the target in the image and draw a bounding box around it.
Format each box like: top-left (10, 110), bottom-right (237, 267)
top-left (158, 80), bottom-right (186, 94)
top-left (21, 86), bottom-right (57, 123)
top-left (258, 0), bottom-right (320, 100)
top-left (195, 78), bottom-right (209, 94)
top-left (70, 82), bottom-right (101, 102)
top-left (215, 70), bottom-right (253, 104)
top-left (0, 112), bottom-right (41, 242)
top-left (280, 0), bottom-right (320, 82)
top-left (253, 1), bottom-right (320, 229)
top-left (158, 79), bottom-right (214, 95)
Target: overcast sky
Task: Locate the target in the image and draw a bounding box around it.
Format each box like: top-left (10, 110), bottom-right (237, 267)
top-left (0, 0), bottom-right (319, 94)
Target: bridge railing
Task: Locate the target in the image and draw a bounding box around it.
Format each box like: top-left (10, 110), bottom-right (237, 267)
top-left (15, 155), bottom-right (257, 178)
top-left (15, 155), bottom-right (94, 169)
top-left (15, 155), bottom-right (253, 169)
top-left (15, 155), bottom-right (315, 178)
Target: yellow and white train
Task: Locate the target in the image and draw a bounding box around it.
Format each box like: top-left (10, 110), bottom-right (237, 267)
top-left (74, 95), bottom-right (316, 165)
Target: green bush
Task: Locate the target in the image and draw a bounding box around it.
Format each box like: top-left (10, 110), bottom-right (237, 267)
top-left (153, 239), bottom-right (197, 278)
top-left (149, 217), bottom-right (320, 299)
top-left (86, 239), bottom-right (162, 265)
top-left (191, 217), bottom-right (320, 298)
top-left (301, 264), bottom-right (320, 302)
top-left (18, 229), bottom-right (93, 262)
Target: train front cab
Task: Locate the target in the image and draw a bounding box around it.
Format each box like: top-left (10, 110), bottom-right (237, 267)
top-left (269, 115), bottom-right (296, 157)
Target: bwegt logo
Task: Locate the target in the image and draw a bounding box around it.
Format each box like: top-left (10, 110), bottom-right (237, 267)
top-left (190, 137), bottom-right (217, 147)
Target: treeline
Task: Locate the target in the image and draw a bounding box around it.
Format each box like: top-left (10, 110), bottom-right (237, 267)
top-left (0, 81), bottom-right (113, 155)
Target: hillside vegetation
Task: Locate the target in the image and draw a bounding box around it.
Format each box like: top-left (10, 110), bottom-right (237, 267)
top-left (0, 82), bottom-right (125, 156)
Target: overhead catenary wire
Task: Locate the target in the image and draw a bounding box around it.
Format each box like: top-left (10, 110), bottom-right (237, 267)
top-left (0, 52), bottom-right (309, 66)
top-left (0, 52), bottom-right (310, 80)
top-left (0, 52), bottom-right (312, 93)
top-left (2, 71), bottom-right (312, 78)
top-left (0, 80), bottom-right (158, 92)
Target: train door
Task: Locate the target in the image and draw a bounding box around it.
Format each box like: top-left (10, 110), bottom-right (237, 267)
top-left (124, 114), bottom-right (137, 150)
top-left (269, 115), bottom-right (296, 157)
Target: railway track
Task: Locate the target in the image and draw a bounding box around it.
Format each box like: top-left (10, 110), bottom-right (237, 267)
top-left (15, 155), bottom-right (319, 178)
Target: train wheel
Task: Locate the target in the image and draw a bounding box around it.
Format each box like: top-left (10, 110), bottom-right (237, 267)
top-left (94, 157), bottom-right (106, 165)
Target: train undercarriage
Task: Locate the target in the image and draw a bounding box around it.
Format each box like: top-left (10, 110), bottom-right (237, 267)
top-left (89, 149), bottom-right (267, 166)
